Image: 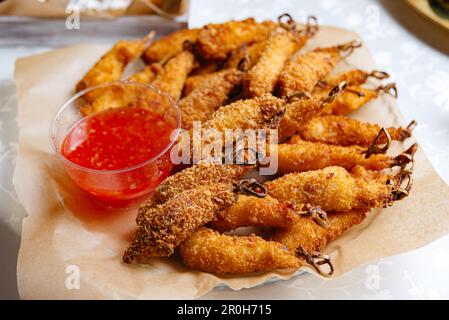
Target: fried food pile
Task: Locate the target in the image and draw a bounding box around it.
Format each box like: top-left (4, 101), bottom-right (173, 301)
top-left (76, 15), bottom-right (417, 276)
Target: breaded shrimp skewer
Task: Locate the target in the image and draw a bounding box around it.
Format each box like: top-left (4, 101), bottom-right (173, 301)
top-left (178, 227), bottom-right (303, 274)
top-left (297, 115), bottom-right (416, 147)
top-left (123, 184), bottom-right (236, 263)
top-left (210, 195), bottom-right (301, 232)
top-left (266, 166), bottom-right (411, 212)
top-left (151, 50), bottom-right (196, 101)
top-left (196, 18), bottom-right (276, 60)
top-left (136, 163), bottom-right (255, 225)
top-left (76, 33), bottom-right (154, 95)
top-left (245, 29), bottom-right (302, 97)
top-left (316, 83), bottom-right (398, 116)
top-left (179, 69), bottom-right (243, 129)
top-left (278, 41), bottom-right (361, 97)
top-left (143, 28), bottom-right (199, 64)
top-left (127, 64), bottom-right (162, 83)
top-left (276, 140), bottom-right (417, 174)
top-left (271, 209), bottom-right (368, 252)
top-left (319, 69), bottom-right (390, 87)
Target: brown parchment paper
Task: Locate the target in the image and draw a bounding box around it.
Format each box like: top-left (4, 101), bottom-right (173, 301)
top-left (13, 26), bottom-right (449, 300)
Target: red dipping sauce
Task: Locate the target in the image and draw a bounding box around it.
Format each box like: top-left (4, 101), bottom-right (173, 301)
top-left (60, 106), bottom-right (176, 203)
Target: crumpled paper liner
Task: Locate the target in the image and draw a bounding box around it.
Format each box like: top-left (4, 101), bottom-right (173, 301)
top-left (13, 26), bottom-right (449, 299)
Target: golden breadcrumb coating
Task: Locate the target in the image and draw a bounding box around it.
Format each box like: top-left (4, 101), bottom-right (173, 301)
top-left (278, 96), bottom-right (325, 141)
top-left (299, 115), bottom-right (412, 147)
top-left (271, 209), bottom-right (368, 252)
top-left (210, 195), bottom-right (300, 231)
top-left (202, 93), bottom-right (285, 132)
top-left (179, 69), bottom-right (243, 129)
top-left (123, 184), bottom-right (236, 263)
top-left (76, 38), bottom-right (148, 95)
top-left (276, 140), bottom-right (394, 174)
top-left (143, 28), bottom-right (199, 64)
top-left (196, 18), bottom-right (276, 60)
top-left (151, 50), bottom-right (195, 101)
top-left (321, 69), bottom-right (379, 87)
top-left (278, 50), bottom-right (341, 97)
top-left (266, 166), bottom-right (392, 211)
top-left (127, 64), bottom-right (162, 83)
top-left (178, 227), bottom-right (302, 274)
top-left (314, 86), bottom-right (379, 116)
top-left (225, 40), bottom-right (267, 69)
top-left (245, 30), bottom-right (302, 97)
top-left (136, 163), bottom-right (254, 225)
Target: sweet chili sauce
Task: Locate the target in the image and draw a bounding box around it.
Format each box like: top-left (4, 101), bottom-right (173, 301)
top-left (61, 107), bottom-right (176, 202)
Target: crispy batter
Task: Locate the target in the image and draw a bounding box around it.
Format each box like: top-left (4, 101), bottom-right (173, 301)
top-left (136, 163), bottom-right (254, 225)
top-left (76, 38), bottom-right (148, 95)
top-left (123, 184), bottom-right (236, 263)
top-left (178, 227), bottom-right (302, 274)
top-left (299, 115), bottom-right (412, 147)
top-left (278, 96), bottom-right (325, 141)
top-left (196, 18), bottom-right (276, 60)
top-left (314, 86), bottom-right (379, 116)
top-left (143, 28), bottom-right (199, 64)
top-left (151, 50), bottom-right (195, 101)
top-left (245, 30), bottom-right (301, 97)
top-left (225, 40), bottom-right (267, 69)
top-left (266, 166), bottom-right (392, 211)
top-left (321, 69), bottom-right (374, 87)
top-left (210, 195), bottom-right (300, 231)
top-left (278, 49), bottom-right (341, 97)
top-left (202, 93), bottom-right (285, 132)
top-left (276, 140), bottom-right (394, 174)
top-left (271, 209), bottom-right (368, 252)
top-left (179, 69), bottom-right (243, 129)
top-left (127, 64), bottom-right (162, 83)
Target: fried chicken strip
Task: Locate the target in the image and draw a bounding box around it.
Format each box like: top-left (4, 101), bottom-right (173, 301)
top-left (210, 195), bottom-right (300, 231)
top-left (196, 18), bottom-right (276, 60)
top-left (278, 41), bottom-right (361, 97)
top-left (266, 166), bottom-right (393, 211)
top-left (143, 28), bottom-right (199, 64)
top-left (276, 140), bottom-right (399, 174)
top-left (298, 115), bottom-right (414, 147)
top-left (123, 184), bottom-right (236, 263)
top-left (178, 227), bottom-right (302, 274)
top-left (136, 163), bottom-right (254, 225)
top-left (151, 50), bottom-right (196, 101)
top-left (179, 69), bottom-right (243, 129)
top-left (245, 30), bottom-right (302, 97)
top-left (271, 209), bottom-right (368, 252)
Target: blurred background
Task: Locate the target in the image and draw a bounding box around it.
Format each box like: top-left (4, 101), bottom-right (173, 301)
top-left (1, 0), bottom-right (448, 300)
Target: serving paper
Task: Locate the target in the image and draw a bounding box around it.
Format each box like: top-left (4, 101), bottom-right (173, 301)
top-left (13, 27), bottom-right (449, 299)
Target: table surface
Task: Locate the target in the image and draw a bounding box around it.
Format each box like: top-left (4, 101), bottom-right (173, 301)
top-left (1, 0), bottom-right (449, 299)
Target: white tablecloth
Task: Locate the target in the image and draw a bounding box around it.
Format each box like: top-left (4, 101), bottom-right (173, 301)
top-left (1, 0), bottom-right (449, 299)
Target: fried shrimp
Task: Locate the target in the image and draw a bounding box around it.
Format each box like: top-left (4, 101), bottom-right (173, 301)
top-left (202, 93), bottom-right (285, 133)
top-left (276, 140), bottom-right (410, 174)
top-left (210, 195), bottom-right (300, 231)
top-left (319, 69), bottom-right (390, 87)
top-left (266, 166), bottom-right (395, 211)
top-left (196, 18), bottom-right (276, 60)
top-left (127, 64), bottom-right (162, 83)
top-left (298, 115), bottom-right (415, 147)
top-left (178, 227), bottom-right (302, 274)
top-left (225, 40), bottom-right (267, 69)
top-left (123, 184), bottom-right (236, 263)
top-left (136, 163), bottom-right (254, 225)
top-left (179, 69), bottom-right (243, 129)
top-left (271, 209), bottom-right (368, 252)
top-left (278, 41), bottom-right (361, 97)
top-left (151, 50), bottom-right (196, 101)
top-left (245, 29), bottom-right (302, 97)
top-left (143, 28), bottom-right (199, 64)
